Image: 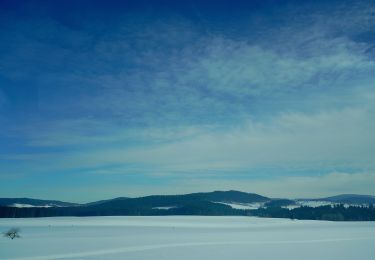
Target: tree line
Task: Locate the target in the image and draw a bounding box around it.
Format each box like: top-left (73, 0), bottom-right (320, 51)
top-left (1, 203), bottom-right (374, 221)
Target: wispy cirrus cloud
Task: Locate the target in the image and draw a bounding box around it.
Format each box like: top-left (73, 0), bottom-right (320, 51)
top-left (6, 104), bottom-right (374, 178)
top-left (1, 0), bottom-right (375, 199)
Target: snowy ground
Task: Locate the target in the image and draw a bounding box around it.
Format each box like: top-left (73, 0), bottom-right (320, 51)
top-left (0, 216), bottom-right (374, 260)
top-left (214, 201), bottom-right (264, 209)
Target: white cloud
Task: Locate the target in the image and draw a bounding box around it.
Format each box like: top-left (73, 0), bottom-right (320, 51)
top-left (180, 39), bottom-right (366, 95)
top-left (120, 107), bottom-right (375, 170)
top-left (166, 171), bottom-right (375, 198)
top-left (21, 104), bottom-right (372, 176)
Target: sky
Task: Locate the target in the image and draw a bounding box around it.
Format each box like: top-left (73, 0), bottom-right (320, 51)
top-left (0, 0), bottom-right (375, 202)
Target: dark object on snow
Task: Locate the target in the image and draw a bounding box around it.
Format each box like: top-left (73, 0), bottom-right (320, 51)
top-left (3, 228), bottom-right (20, 239)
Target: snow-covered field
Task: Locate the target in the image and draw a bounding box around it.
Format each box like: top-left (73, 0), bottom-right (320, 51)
top-left (0, 216), bottom-right (374, 260)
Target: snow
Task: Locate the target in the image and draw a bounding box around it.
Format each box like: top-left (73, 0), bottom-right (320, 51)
top-left (0, 216), bottom-right (374, 260)
top-left (215, 200), bottom-right (371, 211)
top-left (152, 206), bottom-right (177, 210)
top-left (292, 201), bottom-right (372, 209)
top-left (9, 204), bottom-right (53, 208)
top-left (282, 205), bottom-right (301, 210)
top-left (297, 200), bottom-right (335, 208)
top-left (214, 202), bottom-right (264, 209)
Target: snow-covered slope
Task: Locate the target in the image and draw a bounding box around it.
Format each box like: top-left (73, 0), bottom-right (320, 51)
top-left (9, 204), bottom-right (53, 208)
top-left (0, 198), bottom-right (78, 208)
top-left (213, 202), bottom-right (264, 210)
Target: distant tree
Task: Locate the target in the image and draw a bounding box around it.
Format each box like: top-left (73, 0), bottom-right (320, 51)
top-left (3, 228), bottom-right (21, 239)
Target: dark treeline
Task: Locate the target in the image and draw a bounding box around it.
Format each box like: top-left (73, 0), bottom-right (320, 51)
top-left (251, 204), bottom-right (375, 221)
top-left (0, 201), bottom-right (244, 218)
top-left (1, 204), bottom-right (374, 221)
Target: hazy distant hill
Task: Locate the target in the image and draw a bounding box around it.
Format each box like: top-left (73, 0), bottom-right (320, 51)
top-left (315, 194), bottom-right (375, 204)
top-left (1, 191), bottom-right (374, 220)
top-left (0, 198), bottom-right (79, 208)
top-left (0, 191), bottom-right (269, 218)
top-left (189, 190), bottom-right (270, 203)
top-left (84, 197), bottom-right (130, 206)
top-left (85, 190), bottom-right (269, 209)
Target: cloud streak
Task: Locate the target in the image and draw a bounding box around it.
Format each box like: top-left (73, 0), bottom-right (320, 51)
top-left (0, 0), bottom-right (374, 198)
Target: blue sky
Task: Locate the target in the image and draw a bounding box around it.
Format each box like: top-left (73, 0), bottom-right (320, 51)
top-left (0, 0), bottom-right (375, 202)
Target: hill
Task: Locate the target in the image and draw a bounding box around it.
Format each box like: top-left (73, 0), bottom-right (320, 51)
top-left (315, 194), bottom-right (375, 204)
top-left (1, 191), bottom-right (375, 221)
top-left (0, 198), bottom-right (79, 208)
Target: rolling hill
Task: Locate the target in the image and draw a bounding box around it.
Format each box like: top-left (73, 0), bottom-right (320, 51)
top-left (0, 198), bottom-right (79, 208)
top-left (1, 191), bottom-right (374, 220)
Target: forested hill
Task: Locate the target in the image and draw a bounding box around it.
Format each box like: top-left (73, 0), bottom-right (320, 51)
top-left (0, 198), bottom-right (78, 207)
top-left (313, 194), bottom-right (375, 204)
top-left (0, 190), bottom-right (269, 208)
top-left (1, 191), bottom-right (375, 221)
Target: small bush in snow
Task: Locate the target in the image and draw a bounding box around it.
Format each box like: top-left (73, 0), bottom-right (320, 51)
top-left (3, 228), bottom-right (21, 240)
